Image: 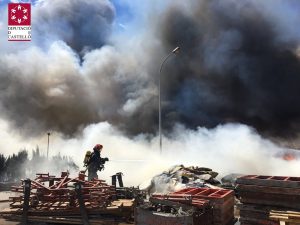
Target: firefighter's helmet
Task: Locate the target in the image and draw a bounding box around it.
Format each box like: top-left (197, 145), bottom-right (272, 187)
top-left (93, 144), bottom-right (103, 151)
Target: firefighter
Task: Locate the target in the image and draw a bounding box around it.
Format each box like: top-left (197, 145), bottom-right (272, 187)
top-left (85, 144), bottom-right (109, 181)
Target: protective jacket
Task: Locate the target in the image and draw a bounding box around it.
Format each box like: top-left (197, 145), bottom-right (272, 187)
top-left (87, 150), bottom-right (101, 181)
top-left (87, 150), bottom-right (109, 180)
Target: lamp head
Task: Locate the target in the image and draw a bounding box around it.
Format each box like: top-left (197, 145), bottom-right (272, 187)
top-left (172, 46), bottom-right (180, 54)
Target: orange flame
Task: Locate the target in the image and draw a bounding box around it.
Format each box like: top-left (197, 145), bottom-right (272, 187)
top-left (282, 153), bottom-right (297, 161)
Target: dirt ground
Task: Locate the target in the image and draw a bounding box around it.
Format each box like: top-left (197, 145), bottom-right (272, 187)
top-left (0, 192), bottom-right (17, 224)
top-left (0, 200), bottom-right (18, 225)
top-left (0, 219), bottom-right (18, 225)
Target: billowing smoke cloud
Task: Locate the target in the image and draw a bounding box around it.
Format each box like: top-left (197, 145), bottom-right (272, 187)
top-left (1, 0), bottom-right (300, 142)
top-left (0, 40), bottom-right (157, 136)
top-left (158, 0), bottom-right (300, 139)
top-left (33, 0), bottom-right (115, 52)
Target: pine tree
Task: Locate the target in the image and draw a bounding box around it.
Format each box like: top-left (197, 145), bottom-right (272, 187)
top-left (0, 154), bottom-right (6, 182)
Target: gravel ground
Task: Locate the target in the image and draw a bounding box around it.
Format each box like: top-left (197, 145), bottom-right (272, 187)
top-left (0, 192), bottom-right (19, 225)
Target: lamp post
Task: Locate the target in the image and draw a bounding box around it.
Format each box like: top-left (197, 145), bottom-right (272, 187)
top-left (47, 132), bottom-right (51, 159)
top-left (159, 46), bottom-right (180, 154)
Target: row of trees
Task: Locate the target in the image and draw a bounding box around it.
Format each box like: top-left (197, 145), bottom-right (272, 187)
top-left (0, 147), bottom-right (79, 182)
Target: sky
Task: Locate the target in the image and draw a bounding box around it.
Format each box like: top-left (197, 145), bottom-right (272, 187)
top-left (0, 0), bottom-right (300, 185)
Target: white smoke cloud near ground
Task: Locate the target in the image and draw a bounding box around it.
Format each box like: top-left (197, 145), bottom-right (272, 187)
top-left (0, 0), bottom-right (300, 185)
top-left (0, 119), bottom-right (298, 186)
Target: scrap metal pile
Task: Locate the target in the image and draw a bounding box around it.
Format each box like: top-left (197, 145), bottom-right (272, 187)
top-left (0, 172), bottom-right (135, 224)
top-left (144, 165), bottom-right (221, 194)
top-left (237, 175), bottom-right (300, 225)
top-left (136, 187), bottom-right (235, 225)
top-left (11, 172), bottom-right (115, 210)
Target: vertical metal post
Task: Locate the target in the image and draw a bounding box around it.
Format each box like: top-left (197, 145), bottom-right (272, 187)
top-left (75, 183), bottom-right (90, 225)
top-left (49, 178), bottom-right (54, 187)
top-left (158, 47), bottom-right (180, 155)
top-left (47, 132), bottom-right (51, 159)
top-left (117, 172), bottom-right (124, 187)
top-left (21, 179), bottom-right (31, 225)
top-left (112, 175), bottom-right (116, 187)
top-left (158, 66), bottom-right (162, 154)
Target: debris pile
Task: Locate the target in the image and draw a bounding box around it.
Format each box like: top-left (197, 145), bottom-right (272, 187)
top-left (136, 187), bottom-right (235, 225)
top-left (237, 175), bottom-right (300, 225)
top-left (221, 173), bottom-right (244, 189)
top-left (144, 165), bottom-right (221, 194)
top-left (10, 172), bottom-right (115, 210)
top-left (0, 172), bottom-right (135, 224)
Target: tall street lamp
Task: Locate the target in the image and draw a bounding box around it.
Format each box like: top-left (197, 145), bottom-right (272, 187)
top-left (47, 132), bottom-right (51, 159)
top-left (159, 46), bottom-right (180, 154)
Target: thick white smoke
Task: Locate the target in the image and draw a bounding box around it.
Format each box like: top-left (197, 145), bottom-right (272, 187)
top-left (1, 119), bottom-right (298, 186)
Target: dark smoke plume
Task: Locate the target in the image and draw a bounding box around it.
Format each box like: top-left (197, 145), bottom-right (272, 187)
top-left (1, 0), bottom-right (300, 140)
top-left (157, 0), bottom-right (300, 139)
top-left (33, 0), bottom-right (115, 52)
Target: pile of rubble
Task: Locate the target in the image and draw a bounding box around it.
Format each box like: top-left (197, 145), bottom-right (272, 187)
top-left (143, 165), bottom-right (221, 194)
top-left (237, 175), bottom-right (300, 225)
top-left (7, 165), bottom-right (300, 225)
top-left (137, 165), bottom-right (237, 225)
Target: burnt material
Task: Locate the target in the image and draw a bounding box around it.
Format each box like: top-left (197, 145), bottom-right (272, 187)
top-left (152, 188), bottom-right (235, 225)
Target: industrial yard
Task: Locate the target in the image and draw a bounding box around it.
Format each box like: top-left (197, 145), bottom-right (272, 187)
top-left (0, 166), bottom-right (300, 225)
top-left (1, 0), bottom-right (300, 224)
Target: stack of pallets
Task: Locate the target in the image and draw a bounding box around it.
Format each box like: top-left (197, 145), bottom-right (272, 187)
top-left (0, 172), bottom-right (135, 224)
top-left (174, 188), bottom-right (234, 225)
top-left (236, 175), bottom-right (300, 225)
top-left (10, 172), bottom-right (116, 210)
top-left (136, 187), bottom-right (235, 225)
top-left (136, 195), bottom-right (212, 225)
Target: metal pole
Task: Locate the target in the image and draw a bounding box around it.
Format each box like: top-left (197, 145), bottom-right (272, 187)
top-left (116, 172), bottom-right (124, 187)
top-left (75, 183), bottom-right (90, 225)
top-left (47, 132), bottom-right (50, 159)
top-left (159, 47), bottom-right (180, 154)
top-left (21, 179), bottom-right (31, 225)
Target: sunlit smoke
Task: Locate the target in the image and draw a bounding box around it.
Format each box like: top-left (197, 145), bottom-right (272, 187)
top-left (2, 120), bottom-right (299, 186)
top-left (1, 0), bottom-right (300, 139)
top-left (0, 0), bottom-right (300, 184)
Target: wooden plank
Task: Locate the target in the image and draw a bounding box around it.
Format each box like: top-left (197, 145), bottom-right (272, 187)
top-left (238, 191), bottom-right (300, 210)
top-left (239, 217), bottom-right (280, 225)
top-left (237, 203), bottom-right (296, 212)
top-left (237, 176), bottom-right (300, 188)
top-left (237, 184), bottom-right (300, 195)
